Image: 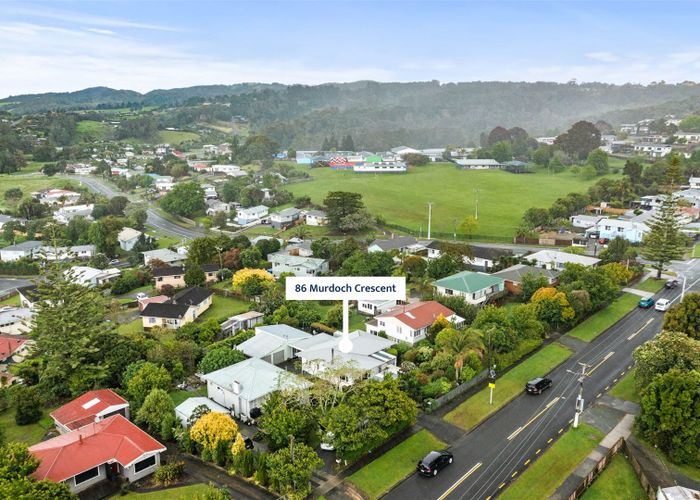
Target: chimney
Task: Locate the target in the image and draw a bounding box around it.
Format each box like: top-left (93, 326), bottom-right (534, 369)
top-left (79, 434), bottom-right (83, 445)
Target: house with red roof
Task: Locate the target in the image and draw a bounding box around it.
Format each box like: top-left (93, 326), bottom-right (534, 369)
top-left (50, 389), bottom-right (130, 434)
top-left (365, 300), bottom-right (464, 344)
top-left (29, 414), bottom-right (165, 493)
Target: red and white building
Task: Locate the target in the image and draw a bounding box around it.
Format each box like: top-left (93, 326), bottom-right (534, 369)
top-left (29, 414), bottom-right (165, 493)
top-left (366, 300), bottom-right (464, 344)
top-left (50, 389), bottom-right (131, 433)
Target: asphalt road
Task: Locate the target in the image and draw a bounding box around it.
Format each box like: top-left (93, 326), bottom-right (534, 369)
top-left (0, 277), bottom-right (32, 294)
top-left (386, 260), bottom-right (700, 500)
top-left (71, 176), bottom-right (206, 240)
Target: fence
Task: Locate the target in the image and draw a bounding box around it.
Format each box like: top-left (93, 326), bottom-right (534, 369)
top-left (424, 369), bottom-right (489, 412)
top-left (383, 223), bottom-right (514, 244)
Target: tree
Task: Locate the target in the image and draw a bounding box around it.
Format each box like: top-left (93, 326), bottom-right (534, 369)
top-left (599, 237), bottom-right (633, 263)
top-left (160, 182), bottom-right (206, 217)
top-left (323, 304), bottom-right (343, 329)
top-left (88, 219), bottom-right (122, 256)
top-left (520, 273), bottom-right (549, 302)
top-left (586, 149), bottom-right (609, 175)
top-left (190, 412), bottom-right (240, 456)
top-left (125, 362), bottom-right (172, 410)
top-left (638, 369), bottom-right (700, 465)
top-left (186, 237), bottom-right (220, 266)
top-left (522, 207), bottom-right (550, 228)
top-left (198, 347), bottom-right (246, 374)
top-left (13, 385), bottom-right (42, 425)
top-left (555, 121), bottom-right (601, 160)
top-left (339, 251), bottom-right (394, 276)
top-left (623, 159), bottom-right (643, 184)
top-left (663, 293), bottom-right (700, 340)
top-left (136, 388), bottom-right (175, 438)
top-left (311, 237), bottom-right (333, 259)
top-left (642, 193), bottom-right (685, 278)
top-left (240, 246), bottom-right (263, 268)
top-left (323, 191), bottom-right (364, 231)
top-left (3, 187), bottom-right (22, 202)
top-left (490, 140), bottom-right (512, 163)
top-left (458, 215), bottom-right (478, 238)
top-left (336, 209), bottom-right (374, 233)
top-left (266, 442), bottom-right (323, 500)
top-left (232, 268), bottom-right (274, 297)
top-left (185, 266), bottom-right (206, 287)
top-left (402, 153), bottom-right (429, 166)
top-left (341, 134), bottom-right (355, 151)
top-left (633, 331), bottom-right (700, 390)
top-left (0, 442), bottom-right (76, 499)
top-left (259, 394), bottom-right (318, 451)
top-left (531, 287), bottom-right (575, 328)
top-left (427, 253), bottom-right (463, 279)
top-left (532, 145), bottom-right (553, 167)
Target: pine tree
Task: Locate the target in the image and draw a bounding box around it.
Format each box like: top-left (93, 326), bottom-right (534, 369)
top-left (321, 137), bottom-right (330, 151)
top-left (341, 134), bottom-right (355, 151)
top-left (642, 161), bottom-right (686, 278)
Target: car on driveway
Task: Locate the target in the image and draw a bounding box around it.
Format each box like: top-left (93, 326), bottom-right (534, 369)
top-left (665, 279), bottom-right (679, 289)
top-left (525, 377), bottom-right (552, 395)
top-left (638, 297), bottom-right (655, 309)
top-left (417, 450), bottom-right (453, 477)
top-left (655, 298), bottom-right (671, 311)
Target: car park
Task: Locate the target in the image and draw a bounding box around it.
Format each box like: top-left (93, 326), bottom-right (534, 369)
top-left (638, 297), bottom-right (655, 309)
top-left (665, 279), bottom-right (679, 289)
top-left (525, 377), bottom-right (552, 395)
top-left (655, 298), bottom-right (671, 311)
top-left (417, 450), bottom-right (453, 477)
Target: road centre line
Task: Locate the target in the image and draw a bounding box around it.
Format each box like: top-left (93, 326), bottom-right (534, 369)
top-left (437, 462), bottom-right (483, 500)
top-left (506, 397), bottom-right (560, 441)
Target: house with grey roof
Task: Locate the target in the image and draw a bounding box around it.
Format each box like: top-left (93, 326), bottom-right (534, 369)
top-left (0, 240), bottom-right (42, 262)
top-left (368, 236), bottom-right (418, 253)
top-left (454, 158), bottom-right (502, 169)
top-left (174, 397), bottom-right (228, 427)
top-left (142, 248), bottom-right (186, 266)
top-left (270, 208), bottom-right (301, 230)
top-left (201, 358), bottom-right (310, 419)
top-left (268, 251), bottom-right (328, 277)
top-left (237, 324), bottom-right (311, 365)
top-left (304, 210), bottom-right (329, 226)
top-left (493, 264), bottom-right (560, 295)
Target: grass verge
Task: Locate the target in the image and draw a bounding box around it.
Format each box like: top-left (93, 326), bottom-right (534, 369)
top-left (169, 386), bottom-right (207, 407)
top-left (348, 430), bottom-right (446, 499)
top-left (499, 423), bottom-right (604, 500)
top-left (444, 342), bottom-right (571, 431)
top-left (581, 454), bottom-right (646, 500)
top-left (632, 278), bottom-right (665, 294)
top-left (608, 369), bottom-right (639, 403)
top-left (566, 293), bottom-right (638, 342)
top-left (120, 484), bottom-right (211, 498)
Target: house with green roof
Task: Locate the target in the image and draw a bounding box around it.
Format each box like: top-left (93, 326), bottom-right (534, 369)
top-left (433, 270), bottom-right (505, 305)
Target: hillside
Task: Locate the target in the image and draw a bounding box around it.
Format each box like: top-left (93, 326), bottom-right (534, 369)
top-left (4, 81), bottom-right (700, 149)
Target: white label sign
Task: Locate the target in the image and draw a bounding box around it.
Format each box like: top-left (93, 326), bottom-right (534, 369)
top-left (286, 276), bottom-right (406, 301)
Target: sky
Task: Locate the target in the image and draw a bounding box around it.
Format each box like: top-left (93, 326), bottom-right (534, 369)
top-left (1, 0), bottom-right (700, 98)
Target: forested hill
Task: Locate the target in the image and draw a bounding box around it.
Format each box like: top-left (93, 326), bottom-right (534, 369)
top-left (3, 81), bottom-right (700, 149)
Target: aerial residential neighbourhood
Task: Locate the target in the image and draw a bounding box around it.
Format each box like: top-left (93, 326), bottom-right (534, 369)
top-left (0, 2), bottom-right (699, 500)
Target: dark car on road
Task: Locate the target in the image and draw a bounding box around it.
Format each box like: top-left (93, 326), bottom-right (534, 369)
top-left (638, 297), bottom-right (655, 309)
top-left (417, 450), bottom-right (453, 477)
top-left (525, 377), bottom-right (552, 395)
top-left (665, 279), bottom-right (679, 289)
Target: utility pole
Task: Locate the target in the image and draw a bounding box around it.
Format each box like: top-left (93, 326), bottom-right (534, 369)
top-left (427, 202), bottom-right (433, 239)
top-left (681, 274), bottom-right (687, 301)
top-left (487, 327), bottom-right (496, 405)
top-left (474, 188), bottom-right (480, 220)
top-left (569, 362), bottom-right (588, 428)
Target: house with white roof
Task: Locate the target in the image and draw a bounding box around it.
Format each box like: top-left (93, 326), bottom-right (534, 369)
top-left (588, 218), bottom-right (650, 243)
top-left (66, 266), bottom-right (121, 287)
top-left (270, 208), bottom-right (302, 229)
top-left (235, 205), bottom-right (269, 225)
top-left (220, 311), bottom-right (264, 336)
top-left (174, 397), bottom-right (228, 427)
top-left (40, 244), bottom-right (96, 261)
top-left (0, 240), bottom-right (42, 261)
top-left (268, 252), bottom-right (329, 277)
top-left (570, 214), bottom-right (608, 229)
top-left (237, 324), bottom-right (311, 365)
top-left (142, 248), bottom-right (186, 266)
top-left (206, 199), bottom-right (231, 216)
top-left (0, 307), bottom-right (34, 335)
top-left (304, 210), bottom-right (329, 226)
top-left (0, 214), bottom-right (26, 229)
top-left (633, 143), bottom-right (672, 158)
top-left (526, 250), bottom-right (600, 270)
top-left (290, 330), bottom-right (397, 386)
top-left (357, 299), bottom-right (400, 316)
top-left (35, 189), bottom-right (81, 205)
top-left (118, 227), bottom-right (143, 251)
top-left (53, 204), bottom-right (94, 224)
top-left (201, 357), bottom-right (311, 420)
top-left (212, 164), bottom-right (242, 175)
top-left (454, 158), bottom-right (502, 169)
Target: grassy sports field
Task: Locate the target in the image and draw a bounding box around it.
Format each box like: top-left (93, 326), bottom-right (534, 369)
top-left (287, 163), bottom-right (619, 240)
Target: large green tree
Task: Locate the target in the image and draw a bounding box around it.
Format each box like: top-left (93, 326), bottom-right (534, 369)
top-left (633, 331), bottom-right (700, 390)
top-left (662, 293), bottom-right (700, 340)
top-left (554, 120), bottom-right (601, 160)
top-left (642, 193), bottom-right (685, 278)
top-left (136, 388), bottom-right (175, 438)
top-left (0, 442), bottom-right (76, 499)
top-left (266, 442), bottom-right (322, 500)
top-left (160, 182), bottom-right (206, 217)
top-left (323, 191), bottom-right (365, 231)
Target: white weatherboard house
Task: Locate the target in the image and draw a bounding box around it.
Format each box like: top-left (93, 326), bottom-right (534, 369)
top-left (526, 250), bottom-right (600, 270)
top-left (270, 208), bottom-right (302, 229)
top-left (268, 252), bottom-right (329, 277)
top-left (202, 358), bottom-right (310, 419)
top-left (588, 218), bottom-right (650, 244)
top-left (118, 227), bottom-right (143, 251)
top-left (237, 324), bottom-right (311, 365)
top-left (357, 299), bottom-right (399, 316)
top-left (235, 205), bottom-right (269, 225)
top-left (142, 248), bottom-right (186, 266)
top-left (304, 210), bottom-right (329, 226)
top-left (366, 301), bottom-right (464, 344)
top-left (433, 271), bottom-right (505, 306)
top-left (0, 240), bottom-right (42, 261)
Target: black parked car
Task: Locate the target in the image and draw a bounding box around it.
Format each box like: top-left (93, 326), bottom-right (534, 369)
top-left (417, 450), bottom-right (453, 477)
top-left (526, 377), bottom-right (552, 395)
top-left (665, 279), bottom-right (679, 289)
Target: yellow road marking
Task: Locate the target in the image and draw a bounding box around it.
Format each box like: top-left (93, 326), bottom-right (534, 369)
top-left (507, 397), bottom-right (560, 441)
top-left (588, 351), bottom-right (615, 376)
top-left (547, 438), bottom-right (553, 443)
top-left (511, 471), bottom-right (518, 478)
top-left (524, 459), bottom-right (531, 465)
top-left (499, 483), bottom-right (505, 490)
top-left (437, 462), bottom-right (483, 500)
top-left (628, 318), bottom-right (654, 340)
top-left (536, 449), bottom-right (541, 454)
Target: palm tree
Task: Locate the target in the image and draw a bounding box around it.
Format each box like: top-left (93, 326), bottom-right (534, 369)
top-left (291, 225), bottom-right (310, 240)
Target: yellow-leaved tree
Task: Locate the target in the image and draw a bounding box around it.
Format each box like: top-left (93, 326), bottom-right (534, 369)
top-left (531, 286), bottom-right (576, 328)
top-left (232, 268), bottom-right (275, 297)
top-left (190, 412), bottom-right (240, 459)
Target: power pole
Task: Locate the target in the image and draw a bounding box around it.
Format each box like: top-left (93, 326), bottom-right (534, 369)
top-left (474, 188), bottom-right (480, 220)
top-left (487, 327), bottom-right (496, 405)
top-left (572, 362), bottom-right (588, 428)
top-left (427, 202), bottom-right (433, 239)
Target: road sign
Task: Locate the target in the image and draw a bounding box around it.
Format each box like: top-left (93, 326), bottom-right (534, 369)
top-left (488, 383), bottom-right (496, 389)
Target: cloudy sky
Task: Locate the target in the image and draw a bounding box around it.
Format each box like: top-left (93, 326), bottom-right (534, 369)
top-left (1, 0), bottom-right (699, 98)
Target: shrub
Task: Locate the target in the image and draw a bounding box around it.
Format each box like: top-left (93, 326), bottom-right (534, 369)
top-left (494, 338), bottom-right (542, 369)
top-left (153, 461), bottom-right (185, 486)
top-left (255, 452), bottom-right (269, 486)
top-left (421, 378), bottom-right (452, 399)
top-left (14, 386), bottom-right (42, 425)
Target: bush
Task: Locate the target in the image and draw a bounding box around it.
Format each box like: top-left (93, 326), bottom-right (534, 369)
top-left (0, 260), bottom-right (40, 275)
top-left (494, 338), bottom-right (543, 369)
top-left (153, 461), bottom-right (185, 486)
top-left (421, 378), bottom-right (452, 399)
top-left (255, 452), bottom-right (269, 486)
top-left (14, 386), bottom-right (42, 425)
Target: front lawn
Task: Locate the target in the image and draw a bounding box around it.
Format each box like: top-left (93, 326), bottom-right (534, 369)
top-left (581, 454), bottom-right (646, 500)
top-left (0, 406), bottom-right (57, 444)
top-left (608, 368), bottom-right (639, 403)
top-left (632, 278), bottom-right (665, 294)
top-left (348, 430), bottom-right (446, 499)
top-left (118, 318), bottom-right (145, 335)
top-left (499, 424), bottom-right (604, 500)
top-left (444, 342), bottom-right (571, 431)
top-left (566, 293), bottom-right (638, 342)
top-left (199, 295), bottom-right (251, 322)
top-left (119, 484), bottom-right (212, 499)
top-left (0, 293), bottom-right (20, 306)
top-left (168, 386), bottom-right (207, 406)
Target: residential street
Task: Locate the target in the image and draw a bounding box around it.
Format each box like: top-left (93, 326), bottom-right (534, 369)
top-left (70, 175), bottom-right (206, 240)
top-left (385, 260), bottom-right (700, 500)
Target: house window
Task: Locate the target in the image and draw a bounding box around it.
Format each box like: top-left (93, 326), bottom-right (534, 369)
top-left (134, 455), bottom-right (156, 473)
top-left (157, 277), bottom-right (162, 282)
top-left (617, 227), bottom-right (623, 232)
top-left (379, 321), bottom-right (385, 327)
top-left (148, 318), bottom-right (155, 324)
top-left (396, 326), bottom-right (402, 334)
top-left (604, 226), bottom-right (611, 231)
top-left (75, 466), bottom-right (100, 485)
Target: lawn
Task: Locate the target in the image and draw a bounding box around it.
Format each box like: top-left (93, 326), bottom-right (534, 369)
top-left (0, 293), bottom-right (20, 306)
top-left (0, 406), bottom-right (57, 444)
top-left (566, 293), bottom-right (639, 342)
top-left (0, 174), bottom-right (71, 210)
top-left (692, 242), bottom-right (700, 259)
top-left (444, 342), bottom-right (571, 431)
top-left (581, 454), bottom-right (646, 500)
top-left (119, 484), bottom-right (212, 499)
top-left (157, 130), bottom-right (200, 145)
top-left (169, 386), bottom-right (207, 406)
top-left (76, 120), bottom-right (114, 141)
top-left (199, 295), bottom-right (251, 322)
top-left (118, 317), bottom-right (145, 335)
top-left (287, 163), bottom-right (620, 240)
top-left (608, 369), bottom-right (639, 403)
top-left (348, 430), bottom-right (446, 499)
top-left (499, 424), bottom-right (604, 500)
top-left (632, 278), bottom-right (665, 294)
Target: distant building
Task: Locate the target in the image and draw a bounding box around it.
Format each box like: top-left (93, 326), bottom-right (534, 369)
top-left (142, 248), bottom-right (186, 266)
top-left (235, 205), bottom-right (269, 225)
top-left (268, 252), bottom-right (329, 277)
top-left (35, 189), bottom-right (81, 205)
top-left (50, 389), bottom-right (130, 433)
top-left (526, 250), bottom-right (600, 270)
top-left (494, 264), bottom-right (560, 295)
top-left (118, 227), bottom-right (143, 251)
top-left (0, 240), bottom-right (42, 261)
top-left (65, 266), bottom-right (121, 287)
top-left (53, 204), bottom-right (94, 224)
top-left (304, 209), bottom-right (329, 226)
top-left (270, 208), bottom-right (302, 229)
top-left (221, 311), bottom-right (264, 336)
top-left (140, 287), bottom-right (213, 330)
top-left (454, 158), bottom-right (502, 169)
